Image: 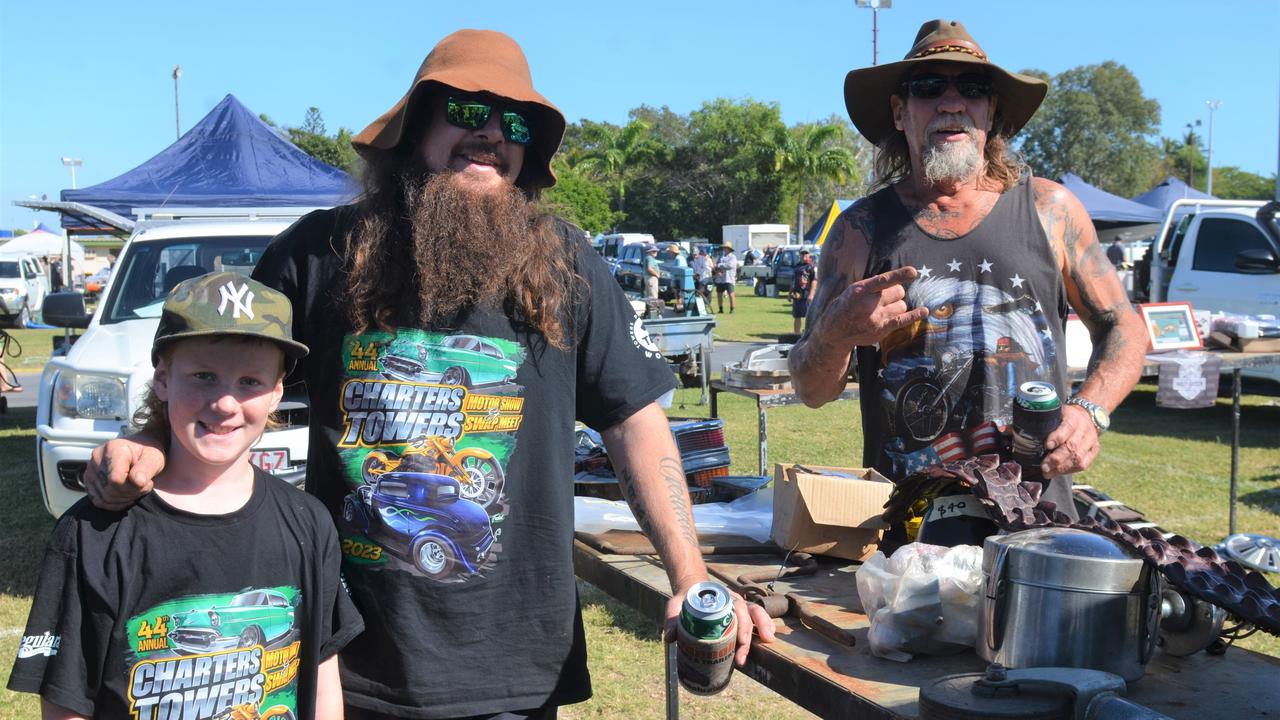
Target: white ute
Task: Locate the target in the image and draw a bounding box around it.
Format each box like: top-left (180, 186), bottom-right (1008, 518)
top-left (36, 208), bottom-right (317, 517)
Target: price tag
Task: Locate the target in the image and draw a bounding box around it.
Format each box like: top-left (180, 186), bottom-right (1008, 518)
top-left (925, 494), bottom-right (988, 523)
top-left (250, 448), bottom-right (290, 474)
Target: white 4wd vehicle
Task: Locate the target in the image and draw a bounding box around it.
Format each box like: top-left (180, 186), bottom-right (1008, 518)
top-left (36, 208), bottom-right (316, 517)
top-left (1147, 199), bottom-right (1280, 385)
top-left (0, 253), bottom-right (50, 327)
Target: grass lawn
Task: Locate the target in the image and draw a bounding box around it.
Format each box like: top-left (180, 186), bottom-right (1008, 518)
top-left (0, 337), bottom-right (1276, 717)
top-left (706, 288), bottom-right (799, 343)
top-left (0, 327), bottom-right (64, 371)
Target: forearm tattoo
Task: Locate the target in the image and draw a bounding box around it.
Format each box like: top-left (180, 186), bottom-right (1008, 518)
top-left (617, 455), bottom-right (698, 549)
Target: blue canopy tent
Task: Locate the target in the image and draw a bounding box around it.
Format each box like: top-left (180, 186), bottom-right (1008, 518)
top-left (1059, 174), bottom-right (1164, 224)
top-left (61, 94), bottom-right (355, 230)
top-left (803, 199), bottom-right (855, 245)
top-left (1133, 176), bottom-right (1216, 213)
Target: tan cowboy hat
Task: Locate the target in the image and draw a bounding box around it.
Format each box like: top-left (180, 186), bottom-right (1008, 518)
top-left (352, 29), bottom-right (566, 191)
top-left (843, 19), bottom-right (1047, 145)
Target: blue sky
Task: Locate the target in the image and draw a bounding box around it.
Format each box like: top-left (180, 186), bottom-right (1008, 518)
top-left (2, 0), bottom-right (1276, 231)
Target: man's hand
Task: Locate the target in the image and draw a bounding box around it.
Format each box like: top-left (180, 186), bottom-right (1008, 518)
top-left (85, 435), bottom-right (166, 510)
top-left (1041, 404), bottom-right (1099, 477)
top-left (664, 581), bottom-right (776, 666)
top-left (822, 267), bottom-right (929, 347)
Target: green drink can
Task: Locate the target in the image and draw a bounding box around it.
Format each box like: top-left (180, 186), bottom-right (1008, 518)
top-left (1011, 381), bottom-right (1063, 466)
top-left (676, 581), bottom-right (737, 695)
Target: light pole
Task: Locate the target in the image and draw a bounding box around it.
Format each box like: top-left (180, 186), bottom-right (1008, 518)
top-left (855, 0), bottom-right (893, 66)
top-left (172, 65), bottom-right (183, 140)
top-left (60, 157), bottom-right (82, 189)
top-left (1205, 100), bottom-right (1222, 196)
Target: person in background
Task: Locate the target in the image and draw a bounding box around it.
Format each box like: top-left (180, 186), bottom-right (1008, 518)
top-left (690, 247), bottom-right (713, 309)
top-left (712, 242), bottom-right (739, 313)
top-left (643, 242), bottom-right (662, 300)
top-left (791, 249), bottom-right (817, 334)
top-left (1106, 238), bottom-right (1126, 268)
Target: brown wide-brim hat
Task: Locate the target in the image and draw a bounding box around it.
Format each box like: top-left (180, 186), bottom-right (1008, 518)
top-left (844, 19), bottom-right (1047, 145)
top-left (352, 28), bottom-right (566, 192)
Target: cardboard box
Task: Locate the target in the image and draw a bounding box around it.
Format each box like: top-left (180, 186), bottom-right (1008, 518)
top-left (770, 464), bottom-right (893, 561)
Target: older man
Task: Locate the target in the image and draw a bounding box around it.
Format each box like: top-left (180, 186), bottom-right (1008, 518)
top-left (86, 29), bottom-right (772, 719)
top-left (790, 20), bottom-right (1146, 518)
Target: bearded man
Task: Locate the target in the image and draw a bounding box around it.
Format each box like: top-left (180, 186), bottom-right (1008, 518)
top-left (790, 20), bottom-right (1147, 520)
top-left (86, 29), bottom-right (772, 719)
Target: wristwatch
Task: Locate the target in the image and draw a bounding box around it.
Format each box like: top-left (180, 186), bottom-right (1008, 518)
top-left (1067, 396), bottom-right (1111, 435)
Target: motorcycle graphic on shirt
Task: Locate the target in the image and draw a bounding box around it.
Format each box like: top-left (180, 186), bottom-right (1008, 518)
top-left (336, 329), bottom-right (527, 583)
top-left (875, 271), bottom-right (1060, 478)
top-left (125, 587), bottom-right (302, 720)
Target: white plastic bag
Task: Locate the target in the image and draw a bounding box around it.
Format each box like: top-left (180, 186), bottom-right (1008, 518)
top-left (854, 542), bottom-right (984, 662)
top-left (572, 488), bottom-right (775, 543)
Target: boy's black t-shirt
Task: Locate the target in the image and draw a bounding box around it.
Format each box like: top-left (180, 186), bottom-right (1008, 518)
top-left (251, 206), bottom-right (675, 717)
top-left (8, 469), bottom-right (364, 719)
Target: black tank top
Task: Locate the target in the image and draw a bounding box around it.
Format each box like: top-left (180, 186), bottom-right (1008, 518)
top-left (855, 177), bottom-right (1072, 508)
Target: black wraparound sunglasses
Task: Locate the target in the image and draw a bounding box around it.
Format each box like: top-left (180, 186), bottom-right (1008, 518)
top-left (445, 97), bottom-right (533, 145)
top-left (900, 73), bottom-right (994, 100)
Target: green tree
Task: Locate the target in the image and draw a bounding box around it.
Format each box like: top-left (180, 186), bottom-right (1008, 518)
top-left (542, 162), bottom-right (622, 233)
top-left (577, 119), bottom-right (661, 216)
top-left (1018, 61), bottom-right (1161, 197)
top-left (1211, 166), bottom-right (1276, 200)
top-left (262, 108), bottom-right (358, 173)
top-left (669, 98), bottom-right (787, 241)
top-left (764, 119), bottom-right (859, 242)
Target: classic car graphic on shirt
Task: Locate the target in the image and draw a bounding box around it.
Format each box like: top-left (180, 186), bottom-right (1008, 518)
top-left (125, 586), bottom-right (303, 720)
top-left (338, 329), bottom-right (526, 582)
top-left (343, 471), bottom-right (495, 580)
top-left (167, 589), bottom-right (296, 654)
top-left (377, 334), bottom-right (519, 388)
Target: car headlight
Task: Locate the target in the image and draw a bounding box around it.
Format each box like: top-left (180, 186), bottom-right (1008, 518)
top-left (55, 372), bottom-right (129, 420)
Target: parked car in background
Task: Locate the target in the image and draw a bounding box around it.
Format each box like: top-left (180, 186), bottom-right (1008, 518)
top-left (0, 253), bottom-right (49, 327)
top-left (752, 244), bottom-right (820, 297)
top-left (599, 232), bottom-right (655, 272)
top-left (614, 241), bottom-right (691, 300)
top-left (83, 266), bottom-right (112, 299)
top-left (35, 207), bottom-right (318, 517)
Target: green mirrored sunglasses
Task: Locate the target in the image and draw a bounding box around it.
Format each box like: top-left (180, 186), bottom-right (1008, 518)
top-left (445, 97), bottom-right (533, 145)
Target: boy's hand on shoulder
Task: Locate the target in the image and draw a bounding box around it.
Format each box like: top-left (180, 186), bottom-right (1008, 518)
top-left (86, 435), bottom-right (166, 510)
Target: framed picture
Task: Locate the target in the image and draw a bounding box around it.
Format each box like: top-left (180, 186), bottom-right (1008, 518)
top-left (1139, 302), bottom-right (1203, 351)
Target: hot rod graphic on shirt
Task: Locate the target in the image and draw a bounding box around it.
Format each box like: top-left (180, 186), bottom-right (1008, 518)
top-left (337, 329), bottom-right (527, 582)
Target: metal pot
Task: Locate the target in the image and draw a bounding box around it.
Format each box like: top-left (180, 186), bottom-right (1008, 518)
top-left (978, 528), bottom-right (1161, 682)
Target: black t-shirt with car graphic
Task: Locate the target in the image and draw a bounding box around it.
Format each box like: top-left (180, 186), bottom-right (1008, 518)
top-left (8, 469), bottom-right (363, 719)
top-left (251, 207), bottom-right (675, 718)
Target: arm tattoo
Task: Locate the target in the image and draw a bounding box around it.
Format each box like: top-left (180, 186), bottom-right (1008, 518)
top-left (617, 468), bottom-right (653, 538)
top-left (659, 456), bottom-right (699, 548)
top-left (617, 456), bottom-right (698, 549)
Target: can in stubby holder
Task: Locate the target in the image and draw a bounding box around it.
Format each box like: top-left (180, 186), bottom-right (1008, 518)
top-left (1009, 381), bottom-right (1063, 467)
top-left (675, 581), bottom-right (737, 695)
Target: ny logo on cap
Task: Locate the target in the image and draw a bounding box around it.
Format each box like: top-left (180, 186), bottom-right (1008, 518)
top-left (217, 281), bottom-right (256, 319)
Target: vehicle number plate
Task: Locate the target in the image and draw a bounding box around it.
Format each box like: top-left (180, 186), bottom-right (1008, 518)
top-left (925, 494), bottom-right (988, 523)
top-left (250, 449), bottom-right (290, 473)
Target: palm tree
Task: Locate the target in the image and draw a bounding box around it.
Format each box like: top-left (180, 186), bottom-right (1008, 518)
top-left (767, 123), bottom-right (858, 243)
top-left (577, 119), bottom-right (661, 219)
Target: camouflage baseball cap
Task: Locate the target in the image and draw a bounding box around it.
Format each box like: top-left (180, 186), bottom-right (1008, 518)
top-left (151, 271), bottom-right (309, 366)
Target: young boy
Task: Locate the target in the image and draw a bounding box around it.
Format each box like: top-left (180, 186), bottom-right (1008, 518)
top-left (9, 272), bottom-right (363, 720)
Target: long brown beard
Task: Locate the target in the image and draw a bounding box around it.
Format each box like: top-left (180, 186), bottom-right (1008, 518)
top-left (344, 165), bottom-right (576, 347)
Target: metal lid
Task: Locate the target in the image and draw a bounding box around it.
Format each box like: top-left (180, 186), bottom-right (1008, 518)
top-left (984, 528), bottom-right (1148, 593)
